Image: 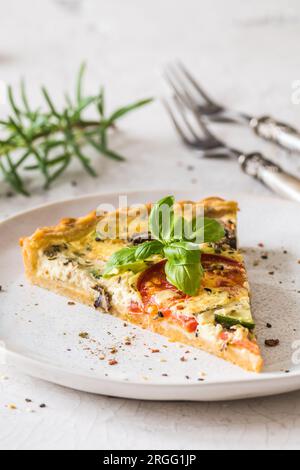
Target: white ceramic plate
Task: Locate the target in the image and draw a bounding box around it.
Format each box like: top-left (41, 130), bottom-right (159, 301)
top-left (0, 190), bottom-right (300, 401)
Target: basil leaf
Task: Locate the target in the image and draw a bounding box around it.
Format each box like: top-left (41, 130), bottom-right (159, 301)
top-left (192, 216), bottom-right (225, 243)
top-left (172, 215), bottom-right (186, 241)
top-left (173, 216), bottom-right (224, 244)
top-left (103, 247), bottom-right (140, 277)
top-left (135, 240), bottom-right (163, 260)
top-left (149, 195), bottom-right (175, 242)
top-left (164, 241), bottom-right (200, 265)
top-left (165, 260), bottom-right (203, 296)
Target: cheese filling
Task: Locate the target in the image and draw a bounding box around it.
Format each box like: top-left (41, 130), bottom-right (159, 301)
top-left (36, 239), bottom-right (255, 353)
top-left (37, 248), bottom-right (141, 315)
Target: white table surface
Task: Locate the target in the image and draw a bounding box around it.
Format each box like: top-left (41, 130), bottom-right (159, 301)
top-left (1, 0), bottom-right (300, 450)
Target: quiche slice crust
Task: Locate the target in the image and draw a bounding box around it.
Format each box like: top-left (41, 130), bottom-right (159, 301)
top-left (20, 197), bottom-right (263, 373)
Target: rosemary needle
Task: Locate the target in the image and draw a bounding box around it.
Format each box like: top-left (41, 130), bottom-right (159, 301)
top-left (0, 63), bottom-right (153, 195)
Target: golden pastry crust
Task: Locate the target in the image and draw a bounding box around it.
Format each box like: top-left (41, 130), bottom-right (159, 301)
top-left (20, 197), bottom-right (263, 373)
top-left (20, 210), bottom-right (99, 282)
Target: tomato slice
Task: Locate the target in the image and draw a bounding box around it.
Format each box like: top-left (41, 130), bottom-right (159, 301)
top-left (219, 331), bottom-right (260, 355)
top-left (201, 253), bottom-right (246, 288)
top-left (136, 253), bottom-right (246, 333)
top-left (129, 301), bottom-right (143, 314)
top-left (178, 315), bottom-right (199, 333)
top-left (137, 260), bottom-right (196, 332)
top-left (232, 338), bottom-right (260, 356)
top-left (137, 260), bottom-right (184, 303)
top-left (219, 331), bottom-right (230, 342)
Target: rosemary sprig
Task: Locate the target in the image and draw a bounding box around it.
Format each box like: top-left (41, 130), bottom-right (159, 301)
top-left (0, 64), bottom-right (153, 195)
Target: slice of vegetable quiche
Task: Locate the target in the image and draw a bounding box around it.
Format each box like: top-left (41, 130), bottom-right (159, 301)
top-left (20, 196), bottom-right (263, 373)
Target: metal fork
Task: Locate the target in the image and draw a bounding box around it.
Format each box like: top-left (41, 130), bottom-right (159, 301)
top-left (163, 95), bottom-right (300, 203)
top-left (164, 62), bottom-right (300, 154)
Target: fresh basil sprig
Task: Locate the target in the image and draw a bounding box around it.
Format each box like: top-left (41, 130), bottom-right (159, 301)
top-left (103, 196), bottom-right (225, 295)
top-left (149, 195), bottom-right (175, 242)
top-left (135, 240), bottom-right (164, 260)
top-left (165, 261), bottom-right (204, 297)
top-left (172, 215), bottom-right (225, 243)
top-left (102, 247), bottom-right (145, 276)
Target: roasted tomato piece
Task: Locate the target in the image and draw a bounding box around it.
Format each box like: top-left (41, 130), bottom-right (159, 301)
top-left (177, 314), bottom-right (198, 333)
top-left (137, 254), bottom-right (245, 332)
top-left (137, 260), bottom-right (181, 302)
top-left (201, 253), bottom-right (246, 288)
top-left (137, 261), bottom-right (196, 332)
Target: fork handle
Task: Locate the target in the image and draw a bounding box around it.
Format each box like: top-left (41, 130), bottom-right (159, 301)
top-left (239, 152), bottom-right (300, 203)
top-left (250, 116), bottom-right (300, 153)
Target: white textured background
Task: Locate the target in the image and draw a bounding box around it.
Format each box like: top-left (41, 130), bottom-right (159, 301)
top-left (1, 0), bottom-right (300, 450)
